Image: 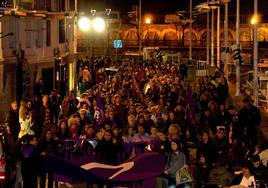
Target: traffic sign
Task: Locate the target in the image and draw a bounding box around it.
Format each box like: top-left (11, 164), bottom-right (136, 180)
top-left (114, 40), bottom-right (122, 48)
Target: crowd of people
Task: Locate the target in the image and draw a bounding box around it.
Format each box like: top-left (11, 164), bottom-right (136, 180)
top-left (5, 56), bottom-right (268, 188)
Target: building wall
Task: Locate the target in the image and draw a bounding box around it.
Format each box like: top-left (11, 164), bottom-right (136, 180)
top-left (0, 0), bottom-right (76, 122)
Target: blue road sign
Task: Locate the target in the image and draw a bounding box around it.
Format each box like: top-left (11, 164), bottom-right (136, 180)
top-left (114, 40), bottom-right (122, 48)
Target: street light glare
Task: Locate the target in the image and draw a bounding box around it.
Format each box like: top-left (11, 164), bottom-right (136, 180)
top-left (92, 17), bottom-right (106, 32)
top-left (251, 15), bottom-right (259, 25)
top-left (145, 17), bottom-right (151, 24)
top-left (78, 17), bottom-right (90, 31)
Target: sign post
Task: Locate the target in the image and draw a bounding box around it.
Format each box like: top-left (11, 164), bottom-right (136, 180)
top-left (114, 40), bottom-right (122, 60)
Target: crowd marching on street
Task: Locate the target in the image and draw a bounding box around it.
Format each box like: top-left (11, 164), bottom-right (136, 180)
top-left (4, 56), bottom-right (268, 188)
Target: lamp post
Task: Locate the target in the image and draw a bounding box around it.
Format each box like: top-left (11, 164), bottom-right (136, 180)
top-left (78, 15), bottom-right (106, 58)
top-left (189, 0), bottom-right (192, 60)
top-left (208, 0), bottom-right (221, 67)
top-left (217, 5), bottom-right (220, 68)
top-left (139, 0), bottom-right (142, 54)
top-left (177, 12), bottom-right (191, 48)
top-left (74, 0), bottom-right (77, 54)
top-left (211, 1), bottom-right (215, 66)
top-left (252, 0), bottom-right (259, 106)
top-left (236, 0), bottom-right (240, 96)
top-left (105, 8), bottom-right (111, 57)
top-left (223, 0), bottom-right (229, 77)
top-left (193, 2), bottom-right (211, 64)
top-left (207, 1), bottom-right (210, 65)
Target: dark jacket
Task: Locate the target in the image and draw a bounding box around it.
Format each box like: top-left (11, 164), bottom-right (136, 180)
top-left (94, 139), bottom-right (118, 163)
top-left (197, 140), bottom-right (216, 165)
top-left (238, 105), bottom-right (262, 134)
top-left (37, 139), bottom-right (59, 156)
top-left (20, 144), bottom-right (39, 188)
top-left (196, 163), bottom-right (211, 187)
top-left (8, 109), bottom-right (20, 141)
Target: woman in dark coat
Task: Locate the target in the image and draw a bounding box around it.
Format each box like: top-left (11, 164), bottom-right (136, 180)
top-left (38, 129), bottom-right (59, 188)
top-left (20, 135), bottom-right (39, 188)
top-left (7, 101), bottom-right (20, 143)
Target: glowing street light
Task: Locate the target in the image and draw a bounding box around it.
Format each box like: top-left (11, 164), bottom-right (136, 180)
top-left (144, 16), bottom-right (152, 46)
top-left (78, 16), bottom-right (91, 32)
top-left (92, 17), bottom-right (106, 32)
top-left (251, 14), bottom-right (259, 25)
top-left (145, 17), bottom-right (151, 25)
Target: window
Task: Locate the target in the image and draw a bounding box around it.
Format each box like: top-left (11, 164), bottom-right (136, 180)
top-left (19, 1), bottom-right (33, 10)
top-left (36, 19), bottom-right (44, 48)
top-left (46, 20), bottom-right (51, 46)
top-left (59, 0), bottom-right (65, 12)
top-left (8, 17), bottom-right (16, 48)
top-left (70, 0), bottom-right (75, 11)
top-left (46, 0), bottom-right (51, 11)
top-left (34, 0), bottom-right (45, 10)
top-left (26, 19), bottom-right (32, 48)
top-left (59, 19), bottom-right (65, 43)
top-left (66, 18), bottom-right (74, 42)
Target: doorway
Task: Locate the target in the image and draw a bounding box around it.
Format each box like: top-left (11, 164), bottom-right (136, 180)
top-left (42, 68), bottom-right (54, 95)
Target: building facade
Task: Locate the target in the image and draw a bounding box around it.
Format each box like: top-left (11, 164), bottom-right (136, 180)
top-left (0, 0), bottom-right (76, 122)
top-left (78, 21), bottom-right (268, 60)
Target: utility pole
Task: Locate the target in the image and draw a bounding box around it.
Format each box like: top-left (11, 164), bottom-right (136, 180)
top-left (138, 0), bottom-right (142, 54)
top-left (211, 0), bottom-right (215, 66)
top-left (224, 1), bottom-right (229, 77)
top-left (207, 0), bottom-right (210, 65)
top-left (236, 0), bottom-right (240, 96)
top-left (189, 0), bottom-right (192, 60)
top-left (217, 6), bottom-right (221, 68)
top-left (253, 0), bottom-right (258, 106)
top-left (74, 0), bottom-right (77, 54)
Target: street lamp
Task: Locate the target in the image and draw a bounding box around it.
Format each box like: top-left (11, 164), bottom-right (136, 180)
top-left (189, 0), bottom-right (193, 60)
top-left (145, 17), bottom-right (151, 25)
top-left (208, 1), bottom-right (221, 67)
top-left (78, 16), bottom-right (106, 33)
top-left (77, 15), bottom-right (106, 57)
top-left (145, 16), bottom-right (152, 46)
top-left (78, 17), bottom-right (90, 32)
top-left (195, 1), bottom-right (220, 66)
top-left (251, 15), bottom-right (259, 25)
top-left (236, 0), bottom-right (241, 96)
top-left (251, 0), bottom-right (259, 106)
top-left (92, 17), bottom-right (106, 33)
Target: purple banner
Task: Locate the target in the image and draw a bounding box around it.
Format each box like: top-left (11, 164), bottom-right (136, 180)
top-left (43, 152), bottom-right (165, 185)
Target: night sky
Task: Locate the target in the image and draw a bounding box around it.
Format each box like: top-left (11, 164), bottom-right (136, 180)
top-left (78, 0), bottom-right (268, 18)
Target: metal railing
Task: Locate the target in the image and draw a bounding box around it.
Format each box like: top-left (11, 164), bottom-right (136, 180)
top-left (77, 39), bottom-right (259, 49)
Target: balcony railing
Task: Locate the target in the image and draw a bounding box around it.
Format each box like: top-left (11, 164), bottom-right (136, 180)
top-left (77, 39), bottom-right (261, 50)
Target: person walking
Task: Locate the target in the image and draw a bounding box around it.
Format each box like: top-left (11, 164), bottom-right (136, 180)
top-left (7, 101), bottom-right (20, 143)
top-left (237, 98), bottom-right (261, 150)
top-left (20, 135), bottom-right (39, 188)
